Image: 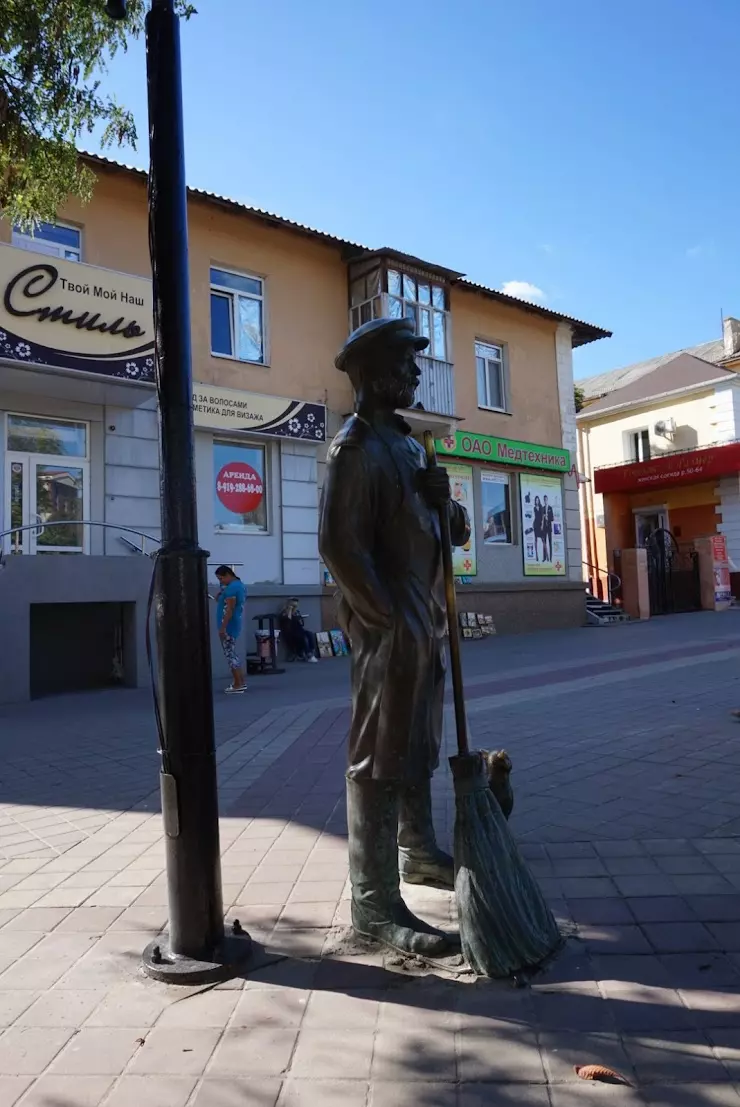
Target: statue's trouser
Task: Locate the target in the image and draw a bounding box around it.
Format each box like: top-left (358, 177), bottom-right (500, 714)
top-left (346, 777), bottom-right (458, 956)
top-left (398, 779), bottom-right (455, 889)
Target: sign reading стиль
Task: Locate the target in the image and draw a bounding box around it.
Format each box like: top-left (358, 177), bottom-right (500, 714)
top-left (436, 430), bottom-right (570, 473)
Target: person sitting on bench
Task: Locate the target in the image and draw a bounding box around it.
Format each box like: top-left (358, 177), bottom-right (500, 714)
top-left (279, 599), bottom-right (318, 663)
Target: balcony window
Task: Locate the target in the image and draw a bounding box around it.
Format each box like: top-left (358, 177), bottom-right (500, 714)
top-left (349, 265), bottom-right (450, 363)
top-left (387, 270), bottom-right (448, 361)
top-left (210, 267), bottom-right (266, 364)
top-left (12, 221), bottom-right (81, 261)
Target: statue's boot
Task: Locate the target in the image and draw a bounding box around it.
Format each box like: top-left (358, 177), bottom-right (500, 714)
top-left (398, 779), bottom-right (455, 890)
top-left (346, 777), bottom-right (458, 957)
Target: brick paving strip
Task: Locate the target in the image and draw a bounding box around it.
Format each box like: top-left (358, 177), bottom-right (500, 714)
top-left (0, 617), bottom-right (740, 1103)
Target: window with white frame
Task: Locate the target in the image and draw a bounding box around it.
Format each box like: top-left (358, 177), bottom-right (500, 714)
top-left (5, 413), bottom-right (89, 556)
top-left (210, 267), bottom-right (266, 364)
top-left (476, 341), bottom-right (507, 411)
top-left (12, 221), bottom-right (81, 261)
top-left (387, 270), bottom-right (448, 361)
top-left (628, 429), bottom-right (651, 462)
top-left (348, 266), bottom-right (450, 362)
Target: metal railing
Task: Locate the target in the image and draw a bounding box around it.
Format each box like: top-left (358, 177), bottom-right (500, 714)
top-left (583, 560), bottom-right (621, 605)
top-left (415, 354), bottom-right (456, 416)
top-left (0, 520), bottom-right (161, 559)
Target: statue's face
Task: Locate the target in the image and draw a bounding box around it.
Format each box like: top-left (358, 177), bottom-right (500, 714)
top-left (363, 342), bottom-right (421, 410)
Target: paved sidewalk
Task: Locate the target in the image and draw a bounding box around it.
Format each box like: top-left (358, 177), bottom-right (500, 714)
top-left (0, 612), bottom-right (740, 1104)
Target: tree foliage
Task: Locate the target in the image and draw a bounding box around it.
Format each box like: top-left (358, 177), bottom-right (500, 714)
top-left (0, 0), bottom-right (194, 228)
top-left (574, 384), bottom-right (585, 413)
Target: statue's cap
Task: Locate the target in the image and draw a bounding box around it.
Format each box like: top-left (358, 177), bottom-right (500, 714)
top-left (334, 317), bottom-right (429, 372)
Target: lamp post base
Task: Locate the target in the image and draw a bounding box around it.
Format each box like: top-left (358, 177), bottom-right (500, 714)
top-left (142, 927), bottom-right (253, 985)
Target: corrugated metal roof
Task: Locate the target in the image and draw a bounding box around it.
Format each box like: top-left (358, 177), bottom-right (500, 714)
top-left (580, 337), bottom-right (726, 400)
top-left (81, 152), bottom-right (610, 347)
top-left (578, 352), bottom-right (735, 418)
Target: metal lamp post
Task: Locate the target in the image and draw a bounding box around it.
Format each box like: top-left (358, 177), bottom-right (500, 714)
top-left (106, 0), bottom-right (251, 983)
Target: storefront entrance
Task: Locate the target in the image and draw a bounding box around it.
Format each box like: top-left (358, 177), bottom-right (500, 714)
top-left (4, 414), bottom-right (89, 555)
top-left (645, 528), bottom-right (700, 616)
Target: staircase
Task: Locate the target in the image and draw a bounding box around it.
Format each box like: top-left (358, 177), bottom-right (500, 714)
top-left (586, 591), bottom-right (630, 626)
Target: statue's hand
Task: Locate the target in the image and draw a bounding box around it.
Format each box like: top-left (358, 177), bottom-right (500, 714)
top-left (417, 466), bottom-right (451, 508)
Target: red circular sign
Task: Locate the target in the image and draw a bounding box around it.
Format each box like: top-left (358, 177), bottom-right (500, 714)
top-left (215, 462), bottom-right (263, 515)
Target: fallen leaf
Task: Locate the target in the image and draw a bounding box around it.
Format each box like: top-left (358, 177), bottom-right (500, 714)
top-left (574, 1064), bottom-right (630, 1085)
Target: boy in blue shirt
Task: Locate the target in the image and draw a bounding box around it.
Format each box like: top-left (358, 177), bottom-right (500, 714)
top-left (215, 565), bottom-right (247, 694)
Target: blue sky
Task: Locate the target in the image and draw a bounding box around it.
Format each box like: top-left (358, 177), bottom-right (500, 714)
top-left (94, 0), bottom-right (740, 379)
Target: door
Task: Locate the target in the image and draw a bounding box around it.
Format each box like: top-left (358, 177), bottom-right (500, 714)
top-left (4, 415), bottom-right (89, 555)
top-left (635, 509), bottom-right (668, 547)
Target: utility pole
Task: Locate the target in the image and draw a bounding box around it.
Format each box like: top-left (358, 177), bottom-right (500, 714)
top-left (105, 0), bottom-right (251, 984)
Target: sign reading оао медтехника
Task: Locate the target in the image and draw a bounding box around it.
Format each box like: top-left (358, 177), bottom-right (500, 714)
top-left (436, 430), bottom-right (570, 473)
top-left (0, 243), bottom-right (155, 382)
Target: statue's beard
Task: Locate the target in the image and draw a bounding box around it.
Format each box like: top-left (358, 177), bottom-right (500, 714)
top-left (369, 372), bottom-right (417, 410)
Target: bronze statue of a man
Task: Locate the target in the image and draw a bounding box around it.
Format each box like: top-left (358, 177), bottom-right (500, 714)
top-left (319, 317), bottom-right (470, 956)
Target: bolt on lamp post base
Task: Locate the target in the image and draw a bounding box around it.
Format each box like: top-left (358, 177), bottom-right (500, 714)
top-left (142, 925), bottom-right (253, 985)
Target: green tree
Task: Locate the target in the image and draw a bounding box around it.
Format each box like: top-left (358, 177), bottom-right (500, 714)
top-left (574, 384), bottom-right (585, 413)
top-left (1, 0), bottom-right (194, 228)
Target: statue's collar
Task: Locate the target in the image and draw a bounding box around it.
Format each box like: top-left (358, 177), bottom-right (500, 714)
top-left (354, 410), bottom-right (411, 435)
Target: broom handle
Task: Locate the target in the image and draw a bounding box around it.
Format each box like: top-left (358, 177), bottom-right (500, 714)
top-left (424, 432), bottom-right (470, 758)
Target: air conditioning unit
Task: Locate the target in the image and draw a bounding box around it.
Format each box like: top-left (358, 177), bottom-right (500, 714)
top-left (654, 417), bottom-right (676, 438)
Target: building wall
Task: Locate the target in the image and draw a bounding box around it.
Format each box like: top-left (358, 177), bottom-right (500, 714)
top-left (579, 385), bottom-right (739, 581)
top-left (450, 286), bottom-right (564, 444)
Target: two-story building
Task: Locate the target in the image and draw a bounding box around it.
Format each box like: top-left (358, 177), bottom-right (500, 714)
top-left (578, 318), bottom-right (740, 608)
top-left (0, 153), bottom-right (608, 701)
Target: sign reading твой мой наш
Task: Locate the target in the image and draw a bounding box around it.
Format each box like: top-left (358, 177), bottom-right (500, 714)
top-left (0, 243), bottom-right (154, 382)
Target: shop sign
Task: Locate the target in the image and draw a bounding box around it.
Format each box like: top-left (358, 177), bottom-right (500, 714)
top-left (0, 244), bottom-right (154, 382)
top-left (446, 462), bottom-right (477, 576)
top-left (436, 430), bottom-right (569, 473)
top-left (193, 382), bottom-right (326, 442)
top-left (519, 473), bottom-right (566, 577)
top-left (594, 441), bottom-right (740, 495)
top-left (215, 461), bottom-right (263, 515)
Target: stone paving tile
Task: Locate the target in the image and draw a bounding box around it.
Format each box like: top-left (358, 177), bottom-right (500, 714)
top-left (16, 988), bottom-right (106, 1027)
top-left (208, 1027), bottom-right (299, 1078)
top-left (549, 1088), bottom-right (648, 1106)
top-left (369, 1082), bottom-right (458, 1106)
top-left (15, 1075), bottom-right (113, 1106)
top-left (622, 1031), bottom-right (732, 1084)
top-left (0, 1076), bottom-right (32, 1107)
top-left (643, 1087), bottom-right (740, 1106)
top-left (128, 1027), bottom-right (221, 1075)
top-left (626, 898), bottom-right (696, 924)
top-left (458, 1023), bottom-right (546, 1083)
top-left (0, 993), bottom-right (39, 1029)
top-left (0, 1026), bottom-right (74, 1075)
top-left (103, 1075), bottom-right (197, 1107)
top-left (190, 1078), bottom-right (283, 1107)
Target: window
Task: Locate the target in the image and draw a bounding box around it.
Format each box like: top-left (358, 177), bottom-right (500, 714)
top-left (480, 470), bottom-right (512, 544)
top-left (213, 440), bottom-right (268, 533)
top-left (5, 414), bottom-right (89, 556)
top-left (348, 266), bottom-right (450, 362)
top-left (387, 270), bottom-right (448, 361)
top-left (629, 429), bottom-right (651, 462)
top-left (210, 268), bottom-right (265, 364)
top-left (12, 221), bottom-right (81, 261)
top-left (476, 341), bottom-right (507, 411)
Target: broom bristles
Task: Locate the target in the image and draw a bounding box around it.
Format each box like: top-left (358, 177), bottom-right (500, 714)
top-left (452, 753), bottom-right (562, 978)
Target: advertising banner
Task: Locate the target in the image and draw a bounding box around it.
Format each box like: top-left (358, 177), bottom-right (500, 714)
top-left (520, 473), bottom-right (566, 577)
top-left (193, 382), bottom-right (326, 442)
top-left (446, 462), bottom-right (477, 576)
top-left (712, 534), bottom-right (732, 607)
top-left (0, 244), bottom-right (154, 382)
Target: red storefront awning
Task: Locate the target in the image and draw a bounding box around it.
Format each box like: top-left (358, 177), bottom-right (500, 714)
top-left (594, 440), bottom-right (740, 495)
